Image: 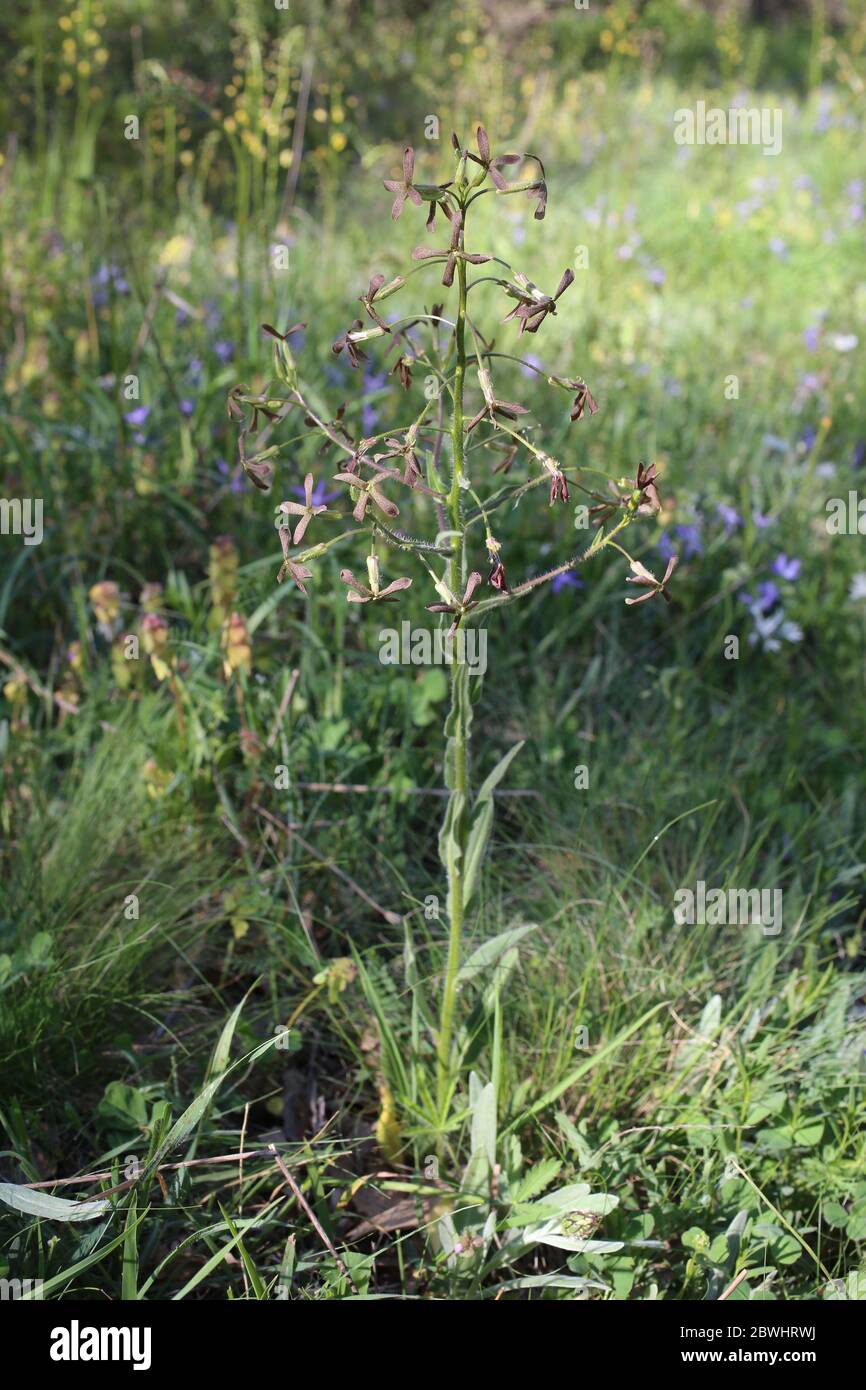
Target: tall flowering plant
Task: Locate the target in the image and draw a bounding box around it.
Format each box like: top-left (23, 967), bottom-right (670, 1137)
top-left (228, 127), bottom-right (676, 1123)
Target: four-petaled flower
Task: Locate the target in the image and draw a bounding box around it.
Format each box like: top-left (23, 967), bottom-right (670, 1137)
top-left (624, 554), bottom-right (678, 606)
top-left (332, 463), bottom-right (402, 521)
top-left (377, 430), bottom-right (439, 493)
top-left (465, 368), bottom-right (530, 434)
top-left (383, 147), bottom-right (425, 220)
top-left (503, 269), bottom-right (574, 335)
top-left (277, 472), bottom-right (331, 545)
top-left (340, 555), bottom-right (412, 604)
top-left (460, 125), bottom-right (521, 190)
top-left (426, 570), bottom-right (483, 638)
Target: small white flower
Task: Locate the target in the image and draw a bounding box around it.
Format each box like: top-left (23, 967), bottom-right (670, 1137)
top-left (849, 573), bottom-right (866, 601)
top-left (829, 333), bottom-right (858, 353)
top-left (748, 609), bottom-right (803, 652)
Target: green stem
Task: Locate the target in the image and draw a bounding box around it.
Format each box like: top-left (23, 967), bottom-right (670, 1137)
top-left (447, 254), bottom-right (468, 596)
top-left (436, 241), bottom-right (469, 1121)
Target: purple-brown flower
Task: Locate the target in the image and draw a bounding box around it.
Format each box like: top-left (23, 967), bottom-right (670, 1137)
top-left (262, 321), bottom-right (305, 343)
top-left (590, 462), bottom-right (663, 525)
top-left (624, 554), bottom-right (678, 606)
top-left (426, 570), bottom-right (483, 637)
top-left (465, 368), bottom-right (530, 434)
top-left (462, 125), bottom-right (521, 190)
top-left (503, 269), bottom-right (574, 335)
top-left (360, 273), bottom-right (406, 332)
top-left (277, 527), bottom-right (313, 593)
top-left (332, 320), bottom-right (368, 369)
top-left (383, 147), bottom-right (425, 220)
top-left (411, 209), bottom-right (491, 288)
top-left (332, 463), bottom-right (402, 522)
top-left (340, 555), bottom-right (412, 604)
top-left (570, 383), bottom-right (599, 422)
top-left (376, 430), bottom-right (440, 494)
top-left (488, 561), bottom-right (509, 592)
top-left (277, 472), bottom-right (330, 545)
top-left (548, 470), bottom-right (569, 505)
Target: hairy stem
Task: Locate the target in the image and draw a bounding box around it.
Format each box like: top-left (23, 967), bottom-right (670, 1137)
top-left (437, 242), bottom-right (470, 1121)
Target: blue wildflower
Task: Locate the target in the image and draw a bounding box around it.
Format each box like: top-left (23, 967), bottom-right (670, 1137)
top-left (551, 572), bottom-right (584, 595)
top-left (772, 553), bottom-right (801, 581)
top-left (674, 523), bottom-right (703, 559)
top-left (717, 503), bottom-right (742, 536)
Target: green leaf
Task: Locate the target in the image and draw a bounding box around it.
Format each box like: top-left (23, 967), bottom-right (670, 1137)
top-left (121, 1193), bottom-right (139, 1300)
top-left (821, 1200), bottom-right (849, 1230)
top-left (846, 1201), bottom-right (866, 1241)
top-left (462, 741), bottom-right (524, 908)
top-left (524, 1222), bottom-right (623, 1255)
top-left (97, 1081), bottom-right (149, 1132)
top-left (555, 1112), bottom-right (597, 1169)
top-left (457, 923), bottom-right (538, 984)
top-left (682, 1227), bottom-right (710, 1252)
top-left (0, 1184), bottom-right (111, 1223)
top-left (190, 991), bottom-right (253, 1158)
top-left (470, 1075), bottom-right (497, 1170)
top-left (221, 1204), bottom-right (267, 1299)
top-left (484, 1275), bottom-right (609, 1294)
top-left (137, 1033), bottom-right (288, 1192)
top-left (509, 1158), bottom-right (563, 1204)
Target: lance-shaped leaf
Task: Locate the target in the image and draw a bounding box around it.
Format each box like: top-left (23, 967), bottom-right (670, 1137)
top-left (0, 1184), bottom-right (112, 1223)
top-left (462, 740), bottom-right (525, 909)
top-left (456, 921), bottom-right (538, 984)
